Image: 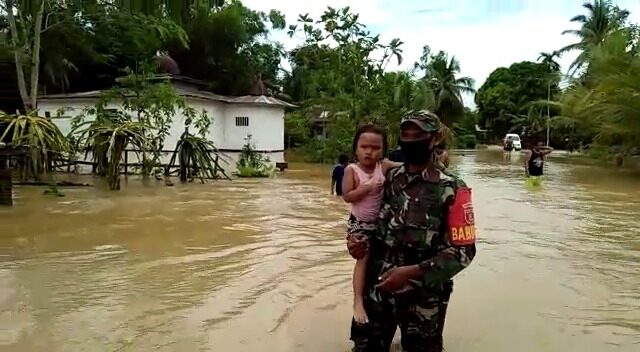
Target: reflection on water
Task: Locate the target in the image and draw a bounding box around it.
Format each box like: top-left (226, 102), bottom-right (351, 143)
top-left (0, 149), bottom-right (639, 352)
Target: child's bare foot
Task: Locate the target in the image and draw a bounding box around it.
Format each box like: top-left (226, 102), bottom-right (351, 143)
top-left (353, 300), bottom-right (369, 324)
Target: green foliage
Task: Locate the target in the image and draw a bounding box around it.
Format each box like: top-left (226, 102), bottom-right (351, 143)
top-left (475, 61), bottom-right (560, 139)
top-left (72, 111), bottom-right (150, 190)
top-left (168, 103), bottom-right (224, 183)
top-left (558, 29), bottom-right (640, 154)
top-left (454, 134), bottom-right (477, 149)
top-left (68, 62), bottom-right (220, 189)
top-left (300, 112), bottom-right (356, 163)
top-left (96, 62), bottom-right (200, 177)
top-left (416, 46), bottom-right (476, 124)
top-left (0, 110), bottom-right (69, 180)
top-left (282, 6), bottom-right (470, 162)
top-left (284, 110), bottom-right (311, 148)
top-left (168, 129), bottom-right (227, 183)
top-left (558, 0), bottom-right (630, 77)
top-left (236, 134), bottom-right (273, 177)
top-left (165, 0), bottom-right (286, 95)
top-left (0, 0), bottom-right (282, 107)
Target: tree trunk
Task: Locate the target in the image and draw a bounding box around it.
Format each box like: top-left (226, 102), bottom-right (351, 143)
top-left (4, 0), bottom-right (45, 113)
top-left (29, 0), bottom-right (46, 111)
top-left (5, 0), bottom-right (31, 112)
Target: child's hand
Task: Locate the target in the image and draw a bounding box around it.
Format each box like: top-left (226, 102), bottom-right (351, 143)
top-left (362, 174), bottom-right (384, 192)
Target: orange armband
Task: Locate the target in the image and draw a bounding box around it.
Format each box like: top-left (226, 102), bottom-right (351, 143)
top-left (447, 187), bottom-right (476, 246)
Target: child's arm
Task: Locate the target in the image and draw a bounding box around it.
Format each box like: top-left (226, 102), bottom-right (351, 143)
top-left (382, 159), bottom-right (402, 175)
top-left (342, 166), bottom-right (374, 203)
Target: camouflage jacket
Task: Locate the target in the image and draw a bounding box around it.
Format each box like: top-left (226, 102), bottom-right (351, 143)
top-left (368, 165), bottom-right (476, 292)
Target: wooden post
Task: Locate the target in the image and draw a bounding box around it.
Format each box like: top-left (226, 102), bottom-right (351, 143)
top-left (213, 154), bottom-right (219, 178)
top-left (0, 154), bottom-right (13, 206)
top-left (124, 151), bottom-right (128, 175)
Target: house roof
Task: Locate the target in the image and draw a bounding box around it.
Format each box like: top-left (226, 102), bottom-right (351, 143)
top-left (228, 95), bottom-right (297, 108)
top-left (39, 86), bottom-right (297, 108)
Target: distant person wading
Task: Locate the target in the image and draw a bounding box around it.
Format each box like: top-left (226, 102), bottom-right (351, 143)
top-left (524, 140), bottom-right (553, 186)
top-left (331, 154), bottom-right (349, 196)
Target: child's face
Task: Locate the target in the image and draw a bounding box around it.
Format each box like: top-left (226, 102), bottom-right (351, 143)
top-left (356, 132), bottom-right (383, 166)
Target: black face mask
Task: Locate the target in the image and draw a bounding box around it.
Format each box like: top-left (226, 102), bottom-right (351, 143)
top-left (399, 138), bottom-right (432, 165)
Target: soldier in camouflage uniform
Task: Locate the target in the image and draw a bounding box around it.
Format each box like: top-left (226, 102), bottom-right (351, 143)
top-left (347, 110), bottom-right (477, 352)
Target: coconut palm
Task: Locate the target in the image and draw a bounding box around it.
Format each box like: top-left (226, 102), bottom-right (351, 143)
top-left (419, 48), bottom-right (475, 124)
top-left (558, 0), bottom-right (629, 76)
top-left (507, 106), bottom-right (546, 137)
top-left (537, 51), bottom-right (561, 144)
top-left (559, 30), bottom-right (640, 152)
top-left (537, 51), bottom-right (561, 72)
top-left (391, 72), bottom-right (436, 112)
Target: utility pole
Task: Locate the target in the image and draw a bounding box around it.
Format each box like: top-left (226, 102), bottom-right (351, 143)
top-left (546, 82), bottom-right (551, 146)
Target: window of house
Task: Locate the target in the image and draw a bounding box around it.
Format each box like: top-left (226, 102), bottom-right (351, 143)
top-left (44, 111), bottom-right (51, 118)
top-left (235, 116), bottom-right (249, 127)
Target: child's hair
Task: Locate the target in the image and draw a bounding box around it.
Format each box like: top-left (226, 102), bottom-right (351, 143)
top-left (351, 124), bottom-right (388, 158)
top-left (338, 154), bottom-right (349, 164)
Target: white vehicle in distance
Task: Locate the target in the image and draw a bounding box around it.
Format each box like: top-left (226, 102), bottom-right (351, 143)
top-left (503, 133), bottom-right (522, 151)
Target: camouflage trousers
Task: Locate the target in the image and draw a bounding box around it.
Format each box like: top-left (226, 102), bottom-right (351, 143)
top-left (350, 282), bottom-right (452, 352)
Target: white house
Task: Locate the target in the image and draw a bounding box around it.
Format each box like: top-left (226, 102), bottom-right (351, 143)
top-left (38, 73), bottom-right (295, 174)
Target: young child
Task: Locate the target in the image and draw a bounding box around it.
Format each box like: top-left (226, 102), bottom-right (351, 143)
top-left (342, 124), bottom-right (398, 324)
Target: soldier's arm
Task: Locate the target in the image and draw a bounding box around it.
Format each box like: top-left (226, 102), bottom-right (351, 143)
top-left (418, 179), bottom-right (477, 288)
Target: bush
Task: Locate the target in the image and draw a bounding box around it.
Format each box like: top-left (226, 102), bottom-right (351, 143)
top-left (454, 134), bottom-right (477, 149)
top-left (235, 135), bottom-right (274, 178)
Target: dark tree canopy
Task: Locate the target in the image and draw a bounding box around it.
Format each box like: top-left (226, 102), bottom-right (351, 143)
top-left (475, 61), bottom-right (560, 138)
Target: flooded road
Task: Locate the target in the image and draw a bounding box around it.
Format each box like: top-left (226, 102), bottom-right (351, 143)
top-left (1, 149), bottom-right (639, 352)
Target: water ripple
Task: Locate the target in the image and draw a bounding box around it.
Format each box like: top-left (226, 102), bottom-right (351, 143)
top-left (0, 154), bottom-right (639, 351)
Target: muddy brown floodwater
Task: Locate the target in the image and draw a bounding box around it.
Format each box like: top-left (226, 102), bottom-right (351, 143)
top-left (1, 149), bottom-right (639, 352)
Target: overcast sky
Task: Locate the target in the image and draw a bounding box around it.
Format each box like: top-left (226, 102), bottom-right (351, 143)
top-left (243, 0), bottom-right (640, 107)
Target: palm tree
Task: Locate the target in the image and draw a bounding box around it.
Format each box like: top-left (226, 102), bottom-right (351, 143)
top-left (381, 38), bottom-right (404, 70)
top-left (558, 0), bottom-right (629, 76)
top-left (419, 48), bottom-right (475, 124)
top-left (537, 51), bottom-right (561, 71)
top-left (391, 72), bottom-right (436, 112)
top-left (537, 51), bottom-right (561, 145)
top-left (507, 106), bottom-right (546, 138)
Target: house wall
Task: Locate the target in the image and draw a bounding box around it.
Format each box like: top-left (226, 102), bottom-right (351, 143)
top-left (222, 104), bottom-right (285, 152)
top-left (38, 97), bottom-right (286, 174)
top-left (38, 98), bottom-right (99, 135)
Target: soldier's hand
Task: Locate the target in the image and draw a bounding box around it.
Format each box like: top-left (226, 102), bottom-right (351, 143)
top-left (375, 265), bottom-right (419, 293)
top-left (347, 234), bottom-right (368, 259)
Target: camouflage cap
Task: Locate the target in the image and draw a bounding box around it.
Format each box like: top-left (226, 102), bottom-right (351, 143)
top-left (400, 110), bottom-right (441, 133)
